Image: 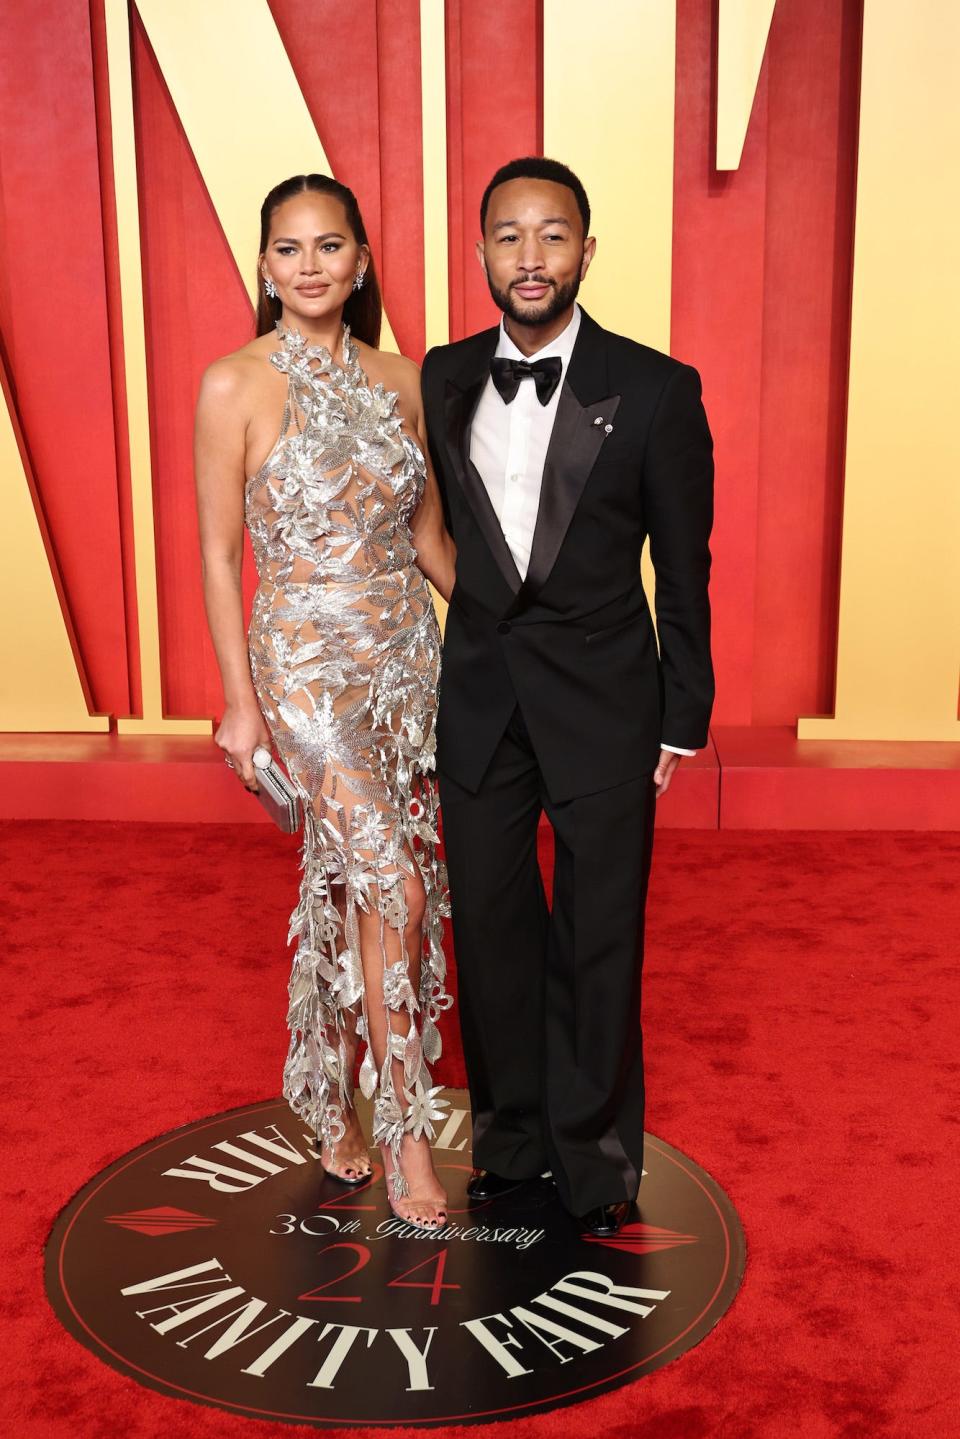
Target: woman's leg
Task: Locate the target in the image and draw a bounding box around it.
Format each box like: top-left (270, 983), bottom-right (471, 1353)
top-left (290, 867), bottom-right (372, 1182)
top-left (357, 863), bottom-right (448, 1228)
top-left (319, 999), bottom-right (372, 1180)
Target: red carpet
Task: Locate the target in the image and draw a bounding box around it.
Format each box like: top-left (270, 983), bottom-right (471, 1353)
top-left (2, 821), bottom-right (958, 1437)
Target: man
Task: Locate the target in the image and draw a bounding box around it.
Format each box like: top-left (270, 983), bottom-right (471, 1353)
top-left (421, 157), bottom-right (714, 1237)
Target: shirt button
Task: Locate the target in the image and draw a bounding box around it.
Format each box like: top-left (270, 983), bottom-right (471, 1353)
top-left (497, 621), bottom-right (512, 635)
top-left (510, 473), bottom-right (521, 483)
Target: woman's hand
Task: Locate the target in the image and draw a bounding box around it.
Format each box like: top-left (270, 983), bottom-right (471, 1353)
top-left (215, 702), bottom-right (271, 791)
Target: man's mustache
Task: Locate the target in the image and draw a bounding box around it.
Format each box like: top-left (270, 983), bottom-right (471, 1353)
top-left (511, 276), bottom-right (554, 289)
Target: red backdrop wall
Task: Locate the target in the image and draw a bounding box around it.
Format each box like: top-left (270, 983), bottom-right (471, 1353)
top-left (0, 0), bottom-right (862, 731)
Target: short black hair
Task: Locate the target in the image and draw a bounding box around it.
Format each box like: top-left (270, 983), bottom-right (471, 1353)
top-left (479, 156), bottom-right (591, 237)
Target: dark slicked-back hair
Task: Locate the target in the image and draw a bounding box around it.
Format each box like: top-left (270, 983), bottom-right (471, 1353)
top-left (480, 156), bottom-right (591, 237)
top-left (256, 173), bottom-right (382, 345)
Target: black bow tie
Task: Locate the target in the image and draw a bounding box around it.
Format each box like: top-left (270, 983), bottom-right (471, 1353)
top-left (490, 355), bottom-right (563, 406)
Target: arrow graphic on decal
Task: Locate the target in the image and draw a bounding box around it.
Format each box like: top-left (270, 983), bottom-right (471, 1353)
top-left (104, 1206), bottom-right (219, 1237)
top-left (581, 1221), bottom-right (698, 1256)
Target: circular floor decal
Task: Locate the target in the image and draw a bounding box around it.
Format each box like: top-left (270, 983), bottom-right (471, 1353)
top-left (46, 1092), bottom-right (744, 1427)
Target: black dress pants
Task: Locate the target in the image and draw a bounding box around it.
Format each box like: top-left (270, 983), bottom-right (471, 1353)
top-left (439, 706), bottom-right (657, 1217)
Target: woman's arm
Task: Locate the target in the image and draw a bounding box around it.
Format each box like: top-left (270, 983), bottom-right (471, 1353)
top-left (411, 454), bottom-right (457, 602)
top-left (194, 359), bottom-right (270, 790)
top-left (407, 377), bottom-right (457, 602)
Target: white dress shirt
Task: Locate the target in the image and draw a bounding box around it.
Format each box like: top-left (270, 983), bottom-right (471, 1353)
top-left (469, 303), bottom-right (695, 758)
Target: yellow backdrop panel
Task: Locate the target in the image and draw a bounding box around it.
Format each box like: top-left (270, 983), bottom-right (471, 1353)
top-left (0, 366), bottom-right (107, 732)
top-left (799, 0), bottom-right (960, 740)
top-left (420, 0), bottom-right (449, 355)
top-left (543, 0), bottom-right (675, 350)
top-left (716, 0), bottom-right (777, 170)
top-left (544, 0), bottom-right (677, 619)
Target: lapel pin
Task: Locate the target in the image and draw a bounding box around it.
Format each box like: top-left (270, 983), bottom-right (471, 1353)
top-left (593, 416), bottom-right (603, 426)
top-left (604, 423), bottom-right (614, 434)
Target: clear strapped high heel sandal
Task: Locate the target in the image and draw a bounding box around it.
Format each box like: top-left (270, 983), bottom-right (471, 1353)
top-left (380, 1140), bottom-right (448, 1233)
top-left (319, 1139), bottom-right (373, 1186)
top-left (317, 1105), bottom-right (372, 1186)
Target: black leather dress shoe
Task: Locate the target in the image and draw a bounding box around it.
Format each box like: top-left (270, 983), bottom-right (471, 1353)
top-left (465, 1168), bottom-right (525, 1200)
top-left (579, 1201), bottom-right (632, 1237)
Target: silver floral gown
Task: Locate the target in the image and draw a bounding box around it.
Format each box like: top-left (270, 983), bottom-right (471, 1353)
top-left (245, 323), bottom-right (451, 1196)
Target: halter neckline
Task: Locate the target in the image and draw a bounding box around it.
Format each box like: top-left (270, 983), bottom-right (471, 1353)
top-left (273, 320), bottom-right (357, 375)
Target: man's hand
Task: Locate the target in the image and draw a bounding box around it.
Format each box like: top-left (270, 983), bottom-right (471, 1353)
top-left (653, 748), bottom-right (683, 798)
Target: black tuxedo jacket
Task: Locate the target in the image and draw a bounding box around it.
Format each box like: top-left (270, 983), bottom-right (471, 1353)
top-left (421, 308), bottom-right (714, 802)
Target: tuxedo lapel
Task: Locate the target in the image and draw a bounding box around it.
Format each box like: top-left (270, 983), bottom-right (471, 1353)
top-left (523, 312), bottom-right (621, 601)
top-left (443, 333), bottom-right (523, 595)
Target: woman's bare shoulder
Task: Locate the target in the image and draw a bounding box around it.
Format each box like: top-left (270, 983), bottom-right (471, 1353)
top-left (199, 334), bottom-right (278, 402)
top-left (356, 342), bottom-right (420, 392)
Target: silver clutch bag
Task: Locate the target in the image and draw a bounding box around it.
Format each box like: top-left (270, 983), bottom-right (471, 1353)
top-left (252, 747), bottom-right (302, 833)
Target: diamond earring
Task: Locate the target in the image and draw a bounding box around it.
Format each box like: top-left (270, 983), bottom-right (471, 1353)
top-left (353, 266), bottom-right (365, 293)
top-left (264, 274), bottom-right (278, 299)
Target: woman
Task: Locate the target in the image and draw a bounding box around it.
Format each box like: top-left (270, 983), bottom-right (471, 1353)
top-left (194, 174), bottom-right (457, 1231)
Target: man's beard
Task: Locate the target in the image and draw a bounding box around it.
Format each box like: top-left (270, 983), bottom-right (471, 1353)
top-left (486, 270), bottom-right (582, 328)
